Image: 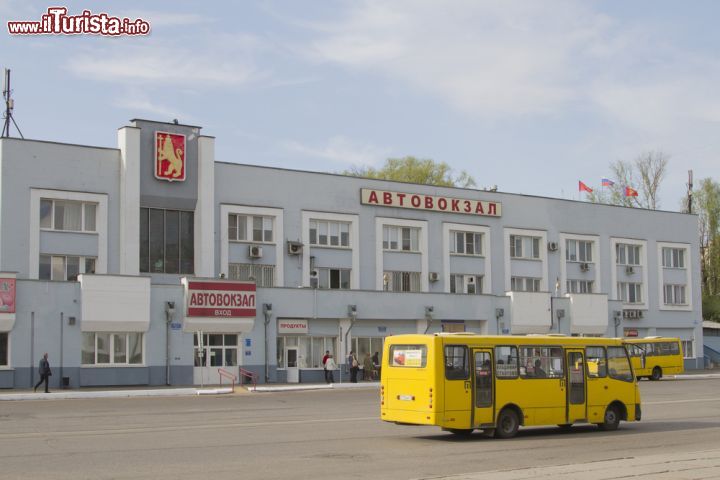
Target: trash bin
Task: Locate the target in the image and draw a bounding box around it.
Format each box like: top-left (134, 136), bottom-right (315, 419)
top-left (62, 376), bottom-right (70, 388)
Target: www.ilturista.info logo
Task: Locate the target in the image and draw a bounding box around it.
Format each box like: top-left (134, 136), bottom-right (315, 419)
top-left (7, 7), bottom-right (151, 36)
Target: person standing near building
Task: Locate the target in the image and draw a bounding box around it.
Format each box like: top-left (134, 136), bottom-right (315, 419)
top-left (348, 350), bottom-right (359, 383)
top-left (372, 351), bottom-right (381, 380)
top-left (322, 350), bottom-right (330, 383)
top-left (34, 353), bottom-right (51, 393)
top-left (324, 354), bottom-right (337, 383)
top-left (363, 352), bottom-right (374, 380)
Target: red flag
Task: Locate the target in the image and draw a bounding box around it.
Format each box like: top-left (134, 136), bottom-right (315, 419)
top-left (579, 181), bottom-right (593, 193)
top-left (625, 186), bottom-right (638, 197)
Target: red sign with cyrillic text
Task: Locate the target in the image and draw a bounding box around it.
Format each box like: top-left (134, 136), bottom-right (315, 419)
top-left (361, 188), bottom-right (501, 217)
top-left (185, 281), bottom-right (256, 318)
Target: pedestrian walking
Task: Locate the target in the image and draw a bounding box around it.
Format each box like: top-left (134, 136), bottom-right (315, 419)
top-left (348, 350), bottom-right (359, 383)
top-left (34, 353), bottom-right (51, 393)
top-left (322, 350), bottom-right (330, 383)
top-left (324, 354), bottom-right (337, 383)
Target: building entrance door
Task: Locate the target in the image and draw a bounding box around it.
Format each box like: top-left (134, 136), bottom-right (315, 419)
top-left (193, 333), bottom-right (241, 385)
top-left (286, 346), bottom-right (299, 383)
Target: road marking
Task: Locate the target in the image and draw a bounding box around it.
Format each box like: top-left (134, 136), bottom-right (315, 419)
top-left (0, 416), bottom-right (379, 440)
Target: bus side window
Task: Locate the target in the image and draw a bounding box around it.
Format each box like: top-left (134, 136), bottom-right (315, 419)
top-left (444, 345), bottom-right (469, 380)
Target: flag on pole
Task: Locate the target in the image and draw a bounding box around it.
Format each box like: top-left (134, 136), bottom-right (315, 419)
top-left (579, 181), bottom-right (593, 193)
top-left (624, 186), bottom-right (638, 197)
top-left (601, 178), bottom-right (615, 187)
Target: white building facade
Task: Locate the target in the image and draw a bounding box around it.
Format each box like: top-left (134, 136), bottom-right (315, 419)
top-left (0, 119), bottom-right (703, 388)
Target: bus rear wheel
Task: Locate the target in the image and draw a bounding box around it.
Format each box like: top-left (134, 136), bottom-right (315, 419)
top-left (650, 367), bottom-right (662, 381)
top-left (599, 405), bottom-right (620, 431)
top-left (495, 409), bottom-right (520, 439)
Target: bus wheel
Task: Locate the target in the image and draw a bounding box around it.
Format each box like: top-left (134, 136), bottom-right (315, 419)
top-left (599, 405), bottom-right (620, 431)
top-left (650, 367), bottom-right (662, 381)
top-left (495, 409), bottom-right (520, 439)
top-left (446, 428), bottom-right (474, 436)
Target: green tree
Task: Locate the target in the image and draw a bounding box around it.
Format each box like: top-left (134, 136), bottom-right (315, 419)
top-left (694, 179), bottom-right (720, 319)
top-left (343, 156), bottom-right (476, 188)
top-left (587, 151), bottom-right (668, 209)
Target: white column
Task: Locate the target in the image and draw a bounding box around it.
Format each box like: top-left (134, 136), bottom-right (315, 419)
top-left (118, 126), bottom-right (141, 276)
top-left (196, 136), bottom-right (216, 278)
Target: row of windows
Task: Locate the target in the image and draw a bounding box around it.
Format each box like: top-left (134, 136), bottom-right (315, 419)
top-left (40, 199), bottom-right (97, 233)
top-left (81, 332), bottom-right (143, 365)
top-left (139, 208), bottom-right (194, 274)
top-left (444, 345), bottom-right (633, 382)
top-left (39, 255), bottom-right (96, 281)
top-left (276, 336), bottom-right (384, 369)
top-left (228, 214), bottom-right (273, 243)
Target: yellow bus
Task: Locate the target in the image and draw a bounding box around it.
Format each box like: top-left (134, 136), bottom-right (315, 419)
top-left (625, 337), bottom-right (684, 381)
top-left (380, 334), bottom-right (641, 438)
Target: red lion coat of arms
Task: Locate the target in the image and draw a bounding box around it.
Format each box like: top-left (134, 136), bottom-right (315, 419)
top-left (155, 132), bottom-right (186, 182)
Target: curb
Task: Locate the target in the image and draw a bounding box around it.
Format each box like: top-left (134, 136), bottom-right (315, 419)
top-left (250, 382), bottom-right (380, 392)
top-left (0, 387), bottom-right (233, 401)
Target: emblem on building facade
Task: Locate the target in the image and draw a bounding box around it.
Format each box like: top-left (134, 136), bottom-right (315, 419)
top-left (154, 132), bottom-right (186, 182)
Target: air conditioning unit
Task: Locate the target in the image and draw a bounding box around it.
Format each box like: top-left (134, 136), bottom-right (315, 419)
top-left (580, 263), bottom-right (590, 272)
top-left (428, 272), bottom-right (439, 282)
top-left (548, 241), bottom-right (558, 252)
top-left (287, 241), bottom-right (303, 255)
top-left (625, 265), bottom-right (635, 275)
top-left (249, 245), bottom-right (263, 258)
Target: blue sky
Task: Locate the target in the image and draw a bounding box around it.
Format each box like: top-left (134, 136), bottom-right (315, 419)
top-left (2, 0), bottom-right (719, 210)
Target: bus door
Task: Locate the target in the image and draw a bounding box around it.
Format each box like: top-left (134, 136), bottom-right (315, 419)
top-left (566, 349), bottom-right (587, 423)
top-left (443, 345), bottom-right (472, 428)
top-left (472, 350), bottom-right (494, 428)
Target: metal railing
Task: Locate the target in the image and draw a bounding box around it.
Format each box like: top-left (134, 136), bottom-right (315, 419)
top-left (218, 368), bottom-right (237, 392)
top-left (239, 367), bottom-right (258, 390)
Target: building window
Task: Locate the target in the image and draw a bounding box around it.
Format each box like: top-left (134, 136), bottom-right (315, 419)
top-left (450, 274), bottom-right (483, 294)
top-left (140, 208), bottom-right (194, 274)
top-left (567, 279), bottom-right (594, 294)
top-left (0, 332), bottom-right (7, 366)
top-left (228, 214), bottom-right (273, 243)
top-left (40, 199), bottom-right (97, 233)
top-left (566, 240), bottom-right (592, 262)
top-left (662, 247), bottom-right (685, 269)
top-left (39, 255), bottom-right (96, 281)
top-left (353, 337), bottom-right (385, 362)
top-left (194, 334), bottom-right (239, 367)
top-left (383, 271), bottom-right (421, 292)
top-left (510, 235), bottom-right (540, 259)
top-left (663, 284), bottom-right (687, 305)
top-left (228, 263), bottom-right (275, 287)
top-left (316, 267), bottom-right (350, 289)
top-left (510, 276), bottom-right (541, 292)
top-left (682, 340), bottom-right (694, 358)
top-left (310, 220), bottom-right (350, 247)
top-left (383, 226), bottom-right (419, 252)
top-left (82, 332), bottom-right (143, 365)
top-left (276, 336), bottom-right (337, 369)
top-left (618, 282), bottom-right (642, 303)
top-left (616, 244), bottom-right (641, 266)
top-left (450, 231), bottom-right (483, 256)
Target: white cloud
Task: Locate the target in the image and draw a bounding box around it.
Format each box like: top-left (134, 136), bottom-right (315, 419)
top-left (66, 34), bottom-right (268, 88)
top-left (283, 136), bottom-right (391, 167)
top-left (111, 90), bottom-right (188, 119)
top-left (299, 0), bottom-right (720, 133)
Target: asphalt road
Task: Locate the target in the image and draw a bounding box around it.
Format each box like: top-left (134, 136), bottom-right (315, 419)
top-left (1, 379), bottom-right (719, 480)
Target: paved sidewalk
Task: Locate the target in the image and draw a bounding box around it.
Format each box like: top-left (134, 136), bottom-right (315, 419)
top-left (0, 381), bottom-right (379, 401)
top-left (419, 448), bottom-right (720, 480)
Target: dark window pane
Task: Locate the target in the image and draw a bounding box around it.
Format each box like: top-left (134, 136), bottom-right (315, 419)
top-left (39, 255), bottom-right (51, 280)
top-left (165, 210), bottom-right (180, 274)
top-left (330, 269), bottom-right (340, 289)
top-left (180, 211), bottom-right (194, 274)
top-left (0, 332), bottom-right (8, 366)
top-left (139, 208), bottom-right (149, 272)
top-left (149, 209), bottom-right (165, 273)
top-left (66, 256), bottom-right (80, 281)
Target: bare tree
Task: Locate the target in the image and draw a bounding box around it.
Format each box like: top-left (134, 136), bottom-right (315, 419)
top-left (589, 151), bottom-right (669, 209)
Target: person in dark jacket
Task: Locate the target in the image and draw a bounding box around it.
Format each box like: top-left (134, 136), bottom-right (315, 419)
top-left (34, 353), bottom-right (51, 393)
top-left (348, 350), bottom-right (359, 383)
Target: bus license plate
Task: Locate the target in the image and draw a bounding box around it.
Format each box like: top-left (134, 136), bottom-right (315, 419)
top-left (399, 394), bottom-right (414, 401)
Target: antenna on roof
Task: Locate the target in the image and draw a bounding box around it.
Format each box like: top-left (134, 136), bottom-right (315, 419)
top-left (2, 68), bottom-right (24, 139)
